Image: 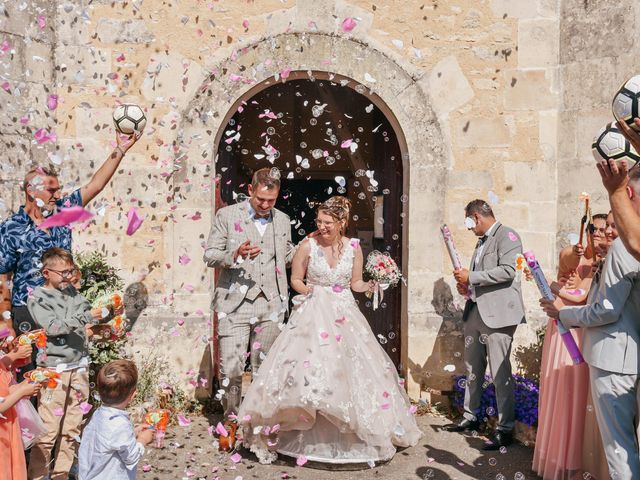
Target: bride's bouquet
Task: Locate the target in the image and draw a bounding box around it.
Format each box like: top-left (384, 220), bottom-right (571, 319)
top-left (364, 251), bottom-right (404, 310)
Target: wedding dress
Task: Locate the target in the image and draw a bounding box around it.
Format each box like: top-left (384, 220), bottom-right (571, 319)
top-left (237, 238), bottom-right (422, 465)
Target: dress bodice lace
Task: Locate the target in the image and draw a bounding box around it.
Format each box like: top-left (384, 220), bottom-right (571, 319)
top-left (306, 238), bottom-right (355, 288)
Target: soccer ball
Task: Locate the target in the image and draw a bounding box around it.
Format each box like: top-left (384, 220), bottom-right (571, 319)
top-left (592, 122), bottom-right (640, 166)
top-left (112, 104), bottom-right (147, 134)
top-left (612, 75), bottom-right (640, 131)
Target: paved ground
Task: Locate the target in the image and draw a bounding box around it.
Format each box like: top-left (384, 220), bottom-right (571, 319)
top-left (138, 413), bottom-right (539, 480)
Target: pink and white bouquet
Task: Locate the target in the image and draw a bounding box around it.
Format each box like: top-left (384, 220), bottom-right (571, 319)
top-left (365, 251), bottom-right (404, 310)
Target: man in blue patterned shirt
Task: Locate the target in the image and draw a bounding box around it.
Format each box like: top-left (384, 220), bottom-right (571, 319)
top-left (0, 131), bottom-right (140, 338)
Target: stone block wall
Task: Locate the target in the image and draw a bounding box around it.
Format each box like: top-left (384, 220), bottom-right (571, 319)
top-left (0, 0), bottom-right (626, 399)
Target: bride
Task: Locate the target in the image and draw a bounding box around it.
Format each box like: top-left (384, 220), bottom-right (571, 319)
top-left (237, 196), bottom-right (422, 466)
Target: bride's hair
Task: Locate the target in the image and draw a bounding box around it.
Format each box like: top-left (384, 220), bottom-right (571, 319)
top-left (317, 196), bottom-right (351, 258)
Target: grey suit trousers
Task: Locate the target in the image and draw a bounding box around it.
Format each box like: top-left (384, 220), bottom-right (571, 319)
top-left (462, 303), bottom-right (516, 431)
top-left (590, 366), bottom-right (640, 480)
top-left (217, 294), bottom-right (284, 416)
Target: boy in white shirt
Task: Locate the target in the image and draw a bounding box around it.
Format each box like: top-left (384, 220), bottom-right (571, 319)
top-left (79, 360), bottom-right (153, 479)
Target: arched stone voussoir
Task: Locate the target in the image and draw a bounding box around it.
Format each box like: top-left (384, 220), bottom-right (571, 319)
top-left (181, 32), bottom-right (448, 172)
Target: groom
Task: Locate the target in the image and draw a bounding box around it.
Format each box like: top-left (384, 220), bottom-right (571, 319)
top-left (448, 199), bottom-right (525, 450)
top-left (204, 167), bottom-right (295, 444)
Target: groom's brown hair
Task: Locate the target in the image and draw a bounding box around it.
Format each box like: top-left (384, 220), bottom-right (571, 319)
top-left (251, 168), bottom-right (280, 191)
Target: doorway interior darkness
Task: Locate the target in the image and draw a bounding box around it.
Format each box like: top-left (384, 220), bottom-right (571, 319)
top-left (215, 75), bottom-right (405, 370)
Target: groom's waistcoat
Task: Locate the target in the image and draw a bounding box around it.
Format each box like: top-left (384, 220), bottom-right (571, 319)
top-left (245, 220), bottom-right (280, 302)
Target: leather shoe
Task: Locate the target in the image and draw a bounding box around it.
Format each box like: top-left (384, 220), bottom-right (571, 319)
top-left (445, 418), bottom-right (480, 433)
top-left (482, 430), bottom-right (513, 450)
top-left (218, 420), bottom-right (238, 452)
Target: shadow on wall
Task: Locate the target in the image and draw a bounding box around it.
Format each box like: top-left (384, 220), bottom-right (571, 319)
top-left (123, 282), bottom-right (149, 329)
top-left (407, 278), bottom-right (465, 400)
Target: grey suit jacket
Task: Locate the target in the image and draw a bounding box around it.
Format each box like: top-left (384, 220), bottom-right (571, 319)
top-left (464, 222), bottom-right (526, 329)
top-left (203, 201), bottom-right (295, 314)
top-left (560, 238), bottom-right (640, 375)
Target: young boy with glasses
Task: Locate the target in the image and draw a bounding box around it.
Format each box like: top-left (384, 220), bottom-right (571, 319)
top-left (27, 247), bottom-right (118, 480)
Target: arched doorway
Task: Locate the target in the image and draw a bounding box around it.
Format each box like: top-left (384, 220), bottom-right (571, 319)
top-left (213, 71), bottom-right (407, 370)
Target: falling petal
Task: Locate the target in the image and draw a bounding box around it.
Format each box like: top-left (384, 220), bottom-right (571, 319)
top-left (39, 206), bottom-right (93, 229)
top-left (177, 414), bottom-right (191, 427)
top-left (296, 455), bottom-right (308, 466)
top-left (126, 207), bottom-right (144, 236)
top-left (341, 17), bottom-right (357, 32)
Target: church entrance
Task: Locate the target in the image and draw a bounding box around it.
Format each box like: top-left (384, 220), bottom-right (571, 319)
top-left (213, 72), bottom-right (407, 371)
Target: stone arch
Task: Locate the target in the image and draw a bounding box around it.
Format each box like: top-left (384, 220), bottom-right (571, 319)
top-left (176, 27), bottom-right (449, 380)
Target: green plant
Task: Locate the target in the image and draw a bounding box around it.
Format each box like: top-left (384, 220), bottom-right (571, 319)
top-left (131, 350), bottom-right (201, 420)
top-left (76, 250), bottom-right (130, 407)
top-left (514, 326), bottom-right (545, 384)
top-left (75, 251), bottom-right (124, 304)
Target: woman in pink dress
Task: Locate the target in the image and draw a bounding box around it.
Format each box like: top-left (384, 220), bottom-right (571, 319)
top-left (533, 215), bottom-right (607, 479)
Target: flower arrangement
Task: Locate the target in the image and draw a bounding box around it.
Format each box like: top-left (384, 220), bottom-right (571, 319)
top-left (452, 374), bottom-right (539, 427)
top-left (364, 250), bottom-right (403, 286)
top-left (364, 251), bottom-right (404, 310)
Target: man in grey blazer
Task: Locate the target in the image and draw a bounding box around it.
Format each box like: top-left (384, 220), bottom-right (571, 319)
top-left (204, 168), bottom-right (295, 433)
top-left (542, 171), bottom-right (640, 479)
top-left (448, 199), bottom-right (526, 451)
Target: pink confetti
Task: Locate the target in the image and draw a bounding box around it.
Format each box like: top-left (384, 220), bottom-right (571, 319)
top-left (320, 331), bottom-right (329, 340)
top-left (177, 319), bottom-right (185, 326)
top-left (215, 422), bottom-right (228, 437)
top-left (258, 110), bottom-right (278, 120)
top-left (229, 74), bottom-right (243, 82)
top-left (177, 414), bottom-right (191, 427)
top-left (0, 40), bottom-right (10, 53)
top-left (280, 68), bottom-right (291, 80)
top-left (508, 232), bottom-right (518, 241)
top-left (350, 239), bottom-right (360, 248)
top-left (340, 138), bottom-right (354, 149)
top-left (230, 452), bottom-right (242, 463)
top-left (46, 95), bottom-right (58, 110)
top-left (142, 464), bottom-right (152, 472)
top-left (116, 53), bottom-right (126, 62)
top-left (1, 81), bottom-right (10, 92)
top-left (53, 407), bottom-right (64, 417)
top-left (332, 285), bottom-right (344, 293)
top-left (409, 405), bottom-right (418, 414)
top-left (179, 254), bottom-right (191, 266)
top-left (335, 316), bottom-right (346, 325)
top-left (335, 334), bottom-right (342, 342)
top-left (34, 128), bottom-right (57, 144)
top-left (36, 15), bottom-right (46, 29)
top-left (242, 19), bottom-right (249, 29)
top-left (234, 221), bottom-right (244, 232)
top-left (39, 206), bottom-right (93, 229)
top-left (126, 207), bottom-right (144, 235)
top-left (79, 402), bottom-right (92, 415)
top-left (252, 341), bottom-right (261, 350)
top-left (296, 455), bottom-right (308, 466)
top-left (207, 425), bottom-right (215, 436)
top-left (341, 17), bottom-right (357, 32)
top-left (381, 403), bottom-right (391, 410)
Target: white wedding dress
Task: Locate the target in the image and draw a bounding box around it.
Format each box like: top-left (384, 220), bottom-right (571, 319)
top-left (237, 238), bottom-right (422, 465)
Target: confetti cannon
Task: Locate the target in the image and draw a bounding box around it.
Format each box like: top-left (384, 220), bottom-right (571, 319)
top-left (522, 251), bottom-right (584, 365)
top-left (440, 224), bottom-right (470, 299)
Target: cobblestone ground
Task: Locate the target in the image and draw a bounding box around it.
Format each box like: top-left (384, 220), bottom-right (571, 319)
top-left (139, 414), bottom-right (538, 480)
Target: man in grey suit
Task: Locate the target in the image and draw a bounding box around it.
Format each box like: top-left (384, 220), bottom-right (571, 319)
top-left (542, 170), bottom-right (640, 479)
top-left (204, 168), bottom-right (295, 436)
top-left (447, 200), bottom-right (526, 451)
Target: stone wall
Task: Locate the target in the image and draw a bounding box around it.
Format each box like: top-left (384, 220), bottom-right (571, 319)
top-left (557, 0), bottom-right (637, 240)
top-left (0, 0), bottom-right (618, 399)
